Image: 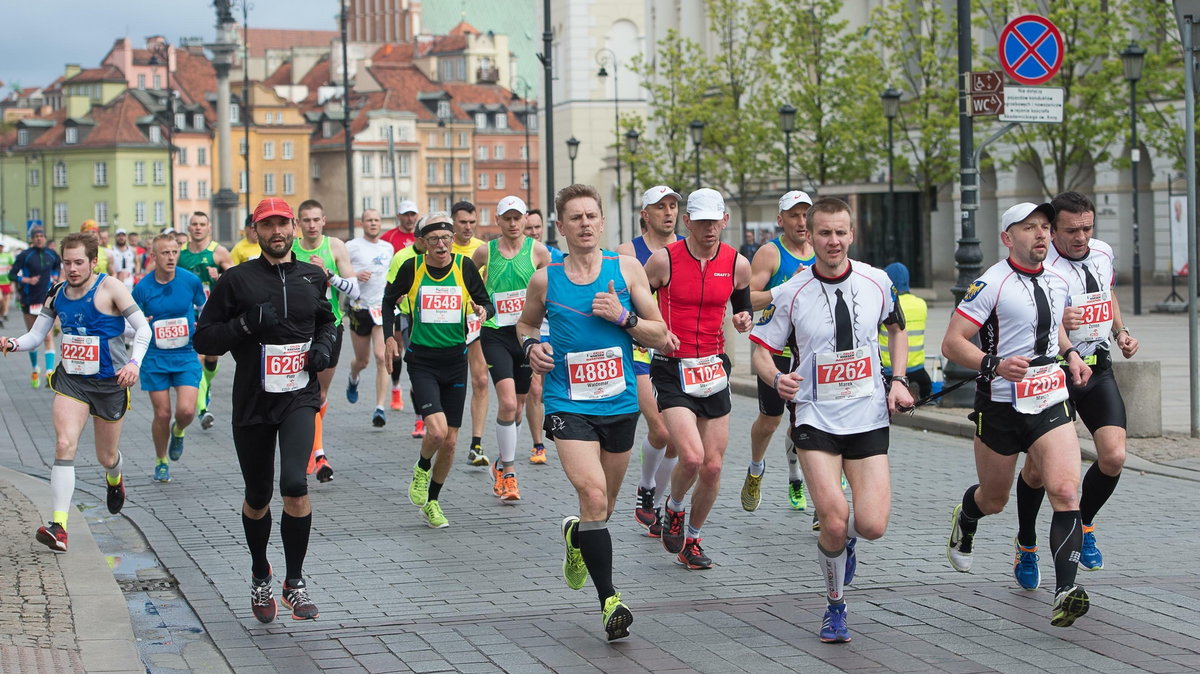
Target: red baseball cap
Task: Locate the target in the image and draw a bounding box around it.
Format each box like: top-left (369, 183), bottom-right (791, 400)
top-left (252, 197), bottom-right (294, 223)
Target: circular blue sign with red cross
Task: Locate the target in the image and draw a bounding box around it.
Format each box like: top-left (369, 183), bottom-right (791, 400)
top-left (998, 14), bottom-right (1064, 85)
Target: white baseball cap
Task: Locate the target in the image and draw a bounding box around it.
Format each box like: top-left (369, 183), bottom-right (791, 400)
top-left (778, 190), bottom-right (813, 213)
top-left (686, 188), bottom-right (726, 221)
top-left (115, 228), bottom-right (128, 235)
top-left (1001, 202), bottom-right (1055, 230)
top-left (496, 195), bottom-right (528, 216)
top-left (641, 185), bottom-right (683, 209)
top-left (397, 200), bottom-right (418, 215)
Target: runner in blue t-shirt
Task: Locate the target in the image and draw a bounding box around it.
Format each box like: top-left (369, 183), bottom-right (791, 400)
top-left (132, 233), bottom-right (208, 482)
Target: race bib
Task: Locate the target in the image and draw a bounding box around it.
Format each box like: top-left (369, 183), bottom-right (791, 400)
top-left (27, 303), bottom-right (43, 316)
top-left (62, 334), bottom-right (100, 375)
top-left (261, 341), bottom-right (310, 393)
top-left (419, 286), bottom-right (462, 324)
top-left (153, 317), bottom-right (189, 349)
top-left (567, 347), bottom-right (626, 400)
top-left (369, 305), bottom-right (383, 326)
top-left (1068, 290), bottom-right (1113, 343)
top-left (813, 346), bottom-right (874, 401)
top-left (466, 312), bottom-right (482, 344)
top-left (493, 289), bottom-right (527, 327)
top-left (1011, 363), bottom-right (1068, 415)
top-left (678, 355), bottom-right (728, 398)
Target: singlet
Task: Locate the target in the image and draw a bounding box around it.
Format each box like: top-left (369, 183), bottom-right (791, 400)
top-left (766, 237), bottom-right (809, 289)
top-left (230, 238), bottom-right (261, 265)
top-left (346, 237), bottom-right (394, 310)
top-left (381, 228), bottom-right (416, 254)
top-left (95, 247), bottom-right (110, 274)
top-left (632, 234), bottom-right (684, 266)
top-left (112, 246), bottom-right (137, 281)
top-left (656, 240), bottom-right (738, 358)
top-left (1046, 239), bottom-right (1116, 358)
top-left (955, 259), bottom-right (1072, 403)
top-left (0, 251), bottom-right (13, 283)
top-left (483, 237), bottom-right (537, 330)
top-left (452, 236), bottom-right (485, 258)
top-left (46, 274), bottom-right (127, 379)
top-left (880, 292), bottom-right (928, 373)
top-left (179, 241), bottom-right (220, 290)
top-left (407, 254), bottom-right (472, 349)
top-left (292, 235), bottom-right (344, 323)
top-left (543, 254), bottom-right (637, 416)
top-left (132, 269), bottom-right (208, 367)
top-left (387, 245), bottom-right (421, 314)
top-left (750, 261), bottom-right (898, 435)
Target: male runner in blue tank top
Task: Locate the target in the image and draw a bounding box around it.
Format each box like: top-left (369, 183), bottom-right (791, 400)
top-left (517, 183), bottom-right (669, 641)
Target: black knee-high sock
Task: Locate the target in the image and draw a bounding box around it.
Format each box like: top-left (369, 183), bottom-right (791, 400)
top-left (577, 522), bottom-right (614, 605)
top-left (1015, 473), bottom-right (1045, 548)
top-left (280, 512), bottom-right (312, 583)
top-left (1049, 510), bottom-right (1082, 593)
top-left (428, 480), bottom-right (443, 501)
top-left (1079, 463), bottom-right (1120, 526)
top-left (242, 510), bottom-right (272, 579)
top-left (204, 359), bottom-right (218, 372)
top-left (959, 484), bottom-right (983, 535)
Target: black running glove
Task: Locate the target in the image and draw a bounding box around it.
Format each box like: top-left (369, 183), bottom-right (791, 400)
top-left (238, 302), bottom-right (278, 335)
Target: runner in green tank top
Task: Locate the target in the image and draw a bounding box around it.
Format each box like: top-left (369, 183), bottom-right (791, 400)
top-left (470, 196), bottom-right (551, 502)
top-left (0, 244), bottom-right (15, 325)
top-left (180, 212), bottom-right (234, 430)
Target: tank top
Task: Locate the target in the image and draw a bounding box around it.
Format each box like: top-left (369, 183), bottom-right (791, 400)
top-left (113, 246), bottom-right (136, 281)
top-left (657, 240), bottom-right (737, 358)
top-left (632, 234), bottom-right (684, 266)
top-left (51, 274), bottom-right (127, 379)
top-left (483, 237), bottom-right (536, 330)
top-left (292, 235), bottom-right (343, 323)
top-left (766, 237), bottom-right (807, 289)
top-left (543, 254), bottom-right (637, 416)
top-left (407, 254), bottom-right (472, 348)
top-left (0, 251), bottom-right (13, 283)
top-left (95, 247), bottom-right (110, 274)
top-left (179, 241), bottom-right (219, 289)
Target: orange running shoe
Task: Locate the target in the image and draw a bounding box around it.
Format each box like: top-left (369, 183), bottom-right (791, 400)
top-left (501, 473), bottom-right (521, 501)
top-left (307, 448), bottom-right (320, 475)
top-left (391, 388), bottom-right (404, 411)
top-left (491, 459), bottom-right (504, 496)
top-left (530, 446), bottom-right (547, 464)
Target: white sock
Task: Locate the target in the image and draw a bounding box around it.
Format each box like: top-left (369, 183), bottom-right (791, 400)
top-left (653, 456), bottom-right (677, 508)
top-left (787, 444), bottom-right (803, 482)
top-left (819, 542), bottom-right (847, 604)
top-left (847, 514), bottom-right (861, 540)
top-left (50, 461), bottom-right (75, 524)
top-left (105, 451), bottom-right (123, 481)
top-left (749, 459), bottom-right (766, 477)
top-left (639, 437), bottom-right (665, 490)
top-left (497, 418), bottom-right (517, 465)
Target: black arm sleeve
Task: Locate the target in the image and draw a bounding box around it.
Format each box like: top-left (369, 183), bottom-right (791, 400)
top-left (461, 257), bottom-right (495, 319)
top-left (882, 296), bottom-right (906, 330)
top-left (730, 286), bottom-right (752, 315)
top-left (193, 273), bottom-right (245, 356)
top-left (381, 258), bottom-right (416, 340)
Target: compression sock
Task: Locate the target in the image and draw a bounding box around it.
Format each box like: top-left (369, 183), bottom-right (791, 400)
top-left (1050, 510), bottom-right (1083, 593)
top-left (639, 437), bottom-right (666, 490)
top-left (44, 349), bottom-right (55, 373)
top-left (497, 418), bottom-right (517, 467)
top-left (654, 456), bottom-right (678, 509)
top-left (748, 459), bottom-right (766, 477)
top-left (1079, 462), bottom-right (1121, 526)
top-left (958, 484), bottom-right (984, 536)
top-left (104, 451), bottom-right (123, 486)
top-left (197, 372), bottom-right (210, 412)
top-left (50, 460), bottom-right (75, 528)
top-left (242, 509), bottom-right (272, 579)
top-left (577, 521), bottom-right (614, 605)
top-left (787, 443), bottom-right (803, 482)
top-left (28, 350), bottom-right (38, 370)
top-left (280, 511), bottom-right (312, 583)
top-left (1015, 473), bottom-right (1045, 548)
top-left (818, 541), bottom-right (848, 605)
top-left (417, 455), bottom-right (432, 471)
top-left (428, 480), bottom-right (443, 502)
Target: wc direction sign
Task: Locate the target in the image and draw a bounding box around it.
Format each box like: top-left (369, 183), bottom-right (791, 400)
top-left (998, 14), bottom-right (1064, 85)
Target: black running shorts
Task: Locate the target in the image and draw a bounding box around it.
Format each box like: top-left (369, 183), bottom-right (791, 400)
top-left (49, 367), bottom-right (131, 422)
top-left (969, 396), bottom-right (1076, 456)
top-left (757, 353), bottom-right (794, 417)
top-left (790, 424), bottom-right (889, 460)
top-left (650, 353), bottom-right (732, 419)
top-left (407, 345), bottom-right (468, 427)
top-left (481, 326), bottom-right (531, 394)
top-left (544, 411), bottom-right (639, 453)
top-left (324, 324), bottom-right (344, 370)
top-left (347, 307), bottom-right (378, 337)
top-left (1069, 361), bottom-right (1127, 434)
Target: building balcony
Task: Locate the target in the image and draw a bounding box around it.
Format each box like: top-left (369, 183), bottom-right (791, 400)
top-left (476, 66), bottom-right (499, 84)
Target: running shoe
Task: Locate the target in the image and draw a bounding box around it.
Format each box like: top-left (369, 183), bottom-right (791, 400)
top-left (372, 408), bottom-right (386, 428)
top-left (634, 486), bottom-right (656, 529)
top-left (35, 522), bottom-right (68, 553)
top-left (30, 371), bottom-right (40, 389)
top-left (346, 377), bottom-right (359, 404)
top-left (812, 511), bottom-right (821, 531)
top-left (106, 475), bottom-right (126, 514)
top-left (468, 442), bottom-right (488, 466)
top-left (661, 506), bottom-right (686, 554)
top-left (168, 431), bottom-right (185, 461)
top-left (676, 537), bottom-right (712, 570)
top-left (390, 388), bottom-right (404, 410)
top-left (281, 578), bottom-right (319, 620)
top-left (199, 410), bottom-right (215, 430)
top-left (500, 473), bottom-right (521, 501)
top-left (819, 603), bottom-right (851, 643)
top-left (530, 445), bottom-right (547, 464)
top-left (1050, 585), bottom-right (1090, 627)
top-left (153, 462), bottom-right (171, 483)
top-left (409, 462), bottom-right (431, 506)
top-left (601, 593), bottom-right (633, 641)
top-left (947, 504), bottom-right (974, 572)
top-left (561, 516), bottom-right (588, 590)
top-left (411, 419), bottom-right (425, 438)
top-left (421, 500), bottom-right (449, 528)
top-left (315, 456), bottom-right (333, 483)
top-left (646, 508), bottom-right (663, 538)
top-left (1079, 524), bottom-right (1103, 571)
top-left (491, 459), bottom-right (504, 496)
top-left (844, 537), bottom-right (857, 586)
top-left (740, 463), bottom-right (764, 512)
top-left (789, 480), bottom-right (807, 511)
top-left (1013, 538), bottom-right (1040, 590)
top-left (250, 569), bottom-right (276, 623)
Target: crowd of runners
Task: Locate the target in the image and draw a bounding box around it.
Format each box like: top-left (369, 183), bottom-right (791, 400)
top-left (0, 182), bottom-right (1137, 643)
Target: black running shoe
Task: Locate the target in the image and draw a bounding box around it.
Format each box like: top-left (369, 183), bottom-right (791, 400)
top-left (250, 570), bottom-right (277, 623)
top-left (661, 506), bottom-right (686, 554)
top-left (106, 476), bottom-right (126, 514)
top-left (281, 578), bottom-right (319, 620)
top-left (634, 486), bottom-right (656, 529)
top-left (646, 508), bottom-right (663, 539)
top-left (676, 537), bottom-right (712, 570)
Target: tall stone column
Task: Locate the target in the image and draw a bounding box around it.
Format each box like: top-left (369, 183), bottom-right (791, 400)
top-left (207, 33), bottom-right (239, 244)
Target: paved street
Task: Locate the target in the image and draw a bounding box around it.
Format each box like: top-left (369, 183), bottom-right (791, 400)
top-left (2, 318), bottom-right (1200, 674)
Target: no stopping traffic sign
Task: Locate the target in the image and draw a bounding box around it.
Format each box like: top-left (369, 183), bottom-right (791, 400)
top-left (999, 14), bottom-right (1064, 85)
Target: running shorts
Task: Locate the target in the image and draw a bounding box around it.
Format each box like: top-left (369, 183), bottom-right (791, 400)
top-left (49, 367), bottom-right (131, 422)
top-left (757, 353), bottom-right (794, 417)
top-left (407, 346), bottom-right (469, 427)
top-left (140, 356), bottom-right (202, 392)
top-left (650, 352), bottom-right (732, 419)
top-left (544, 411), bottom-right (639, 453)
top-left (347, 307), bottom-right (379, 337)
top-left (969, 396), bottom-right (1075, 456)
top-left (791, 424), bottom-right (889, 460)
top-left (480, 326), bottom-right (531, 394)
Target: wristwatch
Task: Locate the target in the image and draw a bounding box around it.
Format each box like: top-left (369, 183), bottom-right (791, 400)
top-left (621, 313), bottom-right (639, 330)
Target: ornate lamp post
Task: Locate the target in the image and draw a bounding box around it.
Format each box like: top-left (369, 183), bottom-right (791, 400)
top-left (625, 129), bottom-right (640, 241)
top-left (566, 136), bottom-right (580, 185)
top-left (881, 87), bottom-right (903, 256)
top-left (1121, 41), bottom-right (1146, 315)
top-left (778, 103), bottom-right (796, 191)
top-left (596, 48), bottom-right (623, 234)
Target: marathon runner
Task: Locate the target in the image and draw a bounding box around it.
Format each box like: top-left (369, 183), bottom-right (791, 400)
top-left (643, 188), bottom-right (753, 569)
top-left (230, 217), bottom-right (262, 265)
top-left (386, 214), bottom-right (436, 438)
top-left (382, 200), bottom-right (419, 412)
top-left (472, 196), bottom-right (551, 500)
top-left (517, 183), bottom-right (669, 641)
top-left (178, 211), bottom-right (233, 429)
top-left (0, 242), bottom-right (15, 327)
top-left (451, 201), bottom-right (491, 466)
top-left (133, 233), bottom-right (208, 482)
top-left (1010, 192), bottom-right (1140, 588)
top-left (382, 217), bottom-right (493, 528)
top-left (10, 227), bottom-right (61, 388)
top-left (111, 228), bottom-right (139, 289)
top-left (345, 209), bottom-right (396, 427)
top-left (614, 186), bottom-right (683, 536)
top-left (194, 197), bottom-right (335, 623)
top-left (943, 201), bottom-right (1092, 628)
top-left (750, 197), bottom-right (912, 643)
top-left (522, 208), bottom-right (563, 463)
top-left (2, 232), bottom-right (150, 553)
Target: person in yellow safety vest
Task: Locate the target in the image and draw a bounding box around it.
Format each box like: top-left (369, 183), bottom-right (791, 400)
top-left (879, 262), bottom-right (931, 398)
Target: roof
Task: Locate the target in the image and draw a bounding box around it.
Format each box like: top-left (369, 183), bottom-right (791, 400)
top-left (262, 60), bottom-right (293, 87)
top-left (371, 42), bottom-right (413, 66)
top-left (238, 27), bottom-right (338, 58)
top-left (447, 20), bottom-right (481, 37)
top-left (64, 65), bottom-right (126, 85)
top-left (21, 91), bottom-right (158, 149)
top-left (170, 49), bottom-right (218, 119)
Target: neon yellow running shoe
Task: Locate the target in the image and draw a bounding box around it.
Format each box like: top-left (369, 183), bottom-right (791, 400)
top-left (602, 592), bottom-right (633, 641)
top-left (421, 500), bottom-right (449, 528)
top-left (561, 516), bottom-right (587, 590)
top-left (409, 463), bottom-right (430, 506)
top-left (740, 464), bottom-right (764, 512)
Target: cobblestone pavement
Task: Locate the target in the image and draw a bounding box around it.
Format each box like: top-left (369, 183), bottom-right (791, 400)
top-left (3, 334), bottom-right (1200, 673)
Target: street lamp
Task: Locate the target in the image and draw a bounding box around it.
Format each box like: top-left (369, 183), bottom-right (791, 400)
top-left (438, 116), bottom-right (455, 206)
top-left (513, 76), bottom-right (535, 207)
top-left (1121, 40), bottom-right (1146, 315)
top-left (778, 103), bottom-right (796, 191)
top-left (881, 87), bottom-right (902, 258)
top-left (689, 120), bottom-right (705, 190)
top-left (625, 129), bottom-right (640, 241)
top-left (149, 46), bottom-right (177, 232)
top-left (566, 136), bottom-right (580, 185)
top-left (596, 48), bottom-right (623, 235)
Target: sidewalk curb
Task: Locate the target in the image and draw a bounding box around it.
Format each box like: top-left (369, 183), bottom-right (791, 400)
top-left (1, 465), bottom-right (143, 674)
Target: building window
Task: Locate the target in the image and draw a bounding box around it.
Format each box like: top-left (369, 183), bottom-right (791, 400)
top-left (138, 74), bottom-right (146, 88)
top-left (526, 113), bottom-right (537, 131)
top-left (478, 173), bottom-right (489, 189)
top-left (427, 132), bottom-right (437, 147)
top-left (178, 147), bottom-right (188, 165)
top-left (175, 112), bottom-right (186, 129)
top-left (193, 113), bottom-right (205, 130)
top-left (29, 207), bottom-right (40, 222)
top-left (382, 195), bottom-right (392, 215)
top-left (442, 131), bottom-right (451, 148)
top-left (427, 160), bottom-right (437, 184)
top-left (437, 100), bottom-right (451, 119)
top-left (264, 173), bottom-right (276, 195)
top-left (428, 197), bottom-right (438, 214)
top-left (480, 209), bottom-right (490, 226)
top-left (311, 159), bottom-right (320, 180)
top-left (153, 74), bottom-right (162, 89)
top-left (153, 161), bottom-right (165, 185)
top-left (398, 154), bottom-right (410, 176)
top-left (95, 201), bottom-right (108, 226)
top-left (322, 121), bottom-right (333, 138)
top-left (475, 112), bottom-right (488, 129)
top-left (53, 162), bottom-right (67, 187)
top-left (134, 161), bottom-right (145, 185)
top-left (459, 161), bottom-right (468, 185)
top-left (381, 152), bottom-right (393, 176)
top-left (276, 112), bottom-right (284, 124)
top-left (93, 161), bottom-right (107, 186)
top-left (28, 168), bottom-right (39, 187)
top-left (521, 172), bottom-right (529, 189)
top-left (477, 145), bottom-right (488, 161)
top-left (154, 201), bottom-right (165, 225)
top-left (197, 147), bottom-right (207, 165)
top-left (263, 141), bottom-right (275, 160)
top-left (362, 196), bottom-right (373, 211)
top-left (495, 113), bottom-right (508, 130)
top-left (17, 129), bottom-right (28, 146)
top-left (230, 103), bottom-right (240, 124)
top-left (458, 132), bottom-right (467, 148)
top-left (239, 171), bottom-right (247, 194)
top-left (283, 172), bottom-right (294, 195)
top-left (54, 203), bottom-right (68, 228)
top-left (444, 161), bottom-right (452, 185)
top-left (65, 127), bottom-right (78, 144)
top-left (135, 202), bottom-right (146, 225)
top-left (198, 180), bottom-right (209, 198)
top-left (178, 180), bottom-right (189, 199)
top-left (495, 173), bottom-right (505, 189)
top-left (361, 153), bottom-right (373, 175)
top-left (149, 126), bottom-right (162, 143)
top-left (282, 141), bottom-right (293, 160)
top-left (180, 212), bottom-right (190, 230)
top-left (520, 144), bottom-right (528, 160)
top-left (494, 144), bottom-right (505, 159)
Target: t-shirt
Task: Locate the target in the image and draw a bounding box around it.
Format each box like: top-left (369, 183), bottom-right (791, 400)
top-left (230, 238), bottom-right (261, 265)
top-left (381, 228), bottom-right (417, 254)
top-left (750, 261), bottom-right (900, 435)
top-left (346, 237), bottom-right (395, 309)
top-left (955, 259), bottom-right (1072, 403)
top-left (1045, 239), bottom-right (1115, 357)
top-left (133, 269), bottom-right (208, 371)
top-left (452, 236), bottom-right (485, 258)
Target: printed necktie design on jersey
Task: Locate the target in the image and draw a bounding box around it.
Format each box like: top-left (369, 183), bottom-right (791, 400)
top-left (1030, 276), bottom-right (1051, 355)
top-left (1082, 264), bottom-right (1100, 293)
top-left (834, 288), bottom-right (853, 351)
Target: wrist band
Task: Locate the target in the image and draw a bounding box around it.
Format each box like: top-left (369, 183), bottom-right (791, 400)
top-left (522, 337), bottom-right (540, 360)
top-left (1063, 347), bottom-right (1080, 361)
top-left (773, 372), bottom-right (783, 390)
top-left (615, 309), bottom-right (628, 326)
top-left (980, 354), bottom-right (1000, 377)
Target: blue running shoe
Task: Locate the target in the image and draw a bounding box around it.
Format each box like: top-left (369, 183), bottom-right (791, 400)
top-left (168, 430), bottom-right (185, 461)
top-left (346, 377), bottom-right (360, 404)
top-left (1013, 538), bottom-right (1040, 590)
top-left (820, 603), bottom-right (851, 643)
top-left (1079, 525), bottom-right (1103, 571)
top-left (153, 462), bottom-right (170, 483)
top-left (844, 538), bottom-right (857, 586)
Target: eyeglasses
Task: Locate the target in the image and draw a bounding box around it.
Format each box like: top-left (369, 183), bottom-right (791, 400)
top-left (424, 234), bottom-right (453, 244)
